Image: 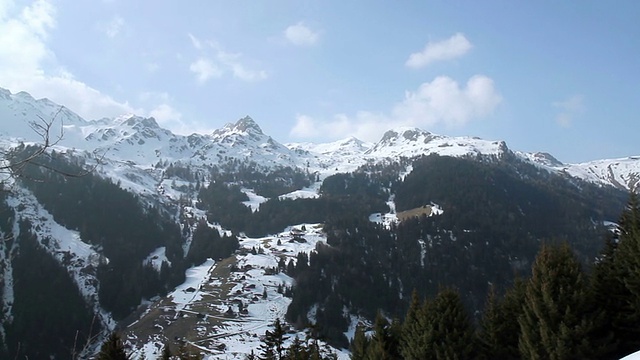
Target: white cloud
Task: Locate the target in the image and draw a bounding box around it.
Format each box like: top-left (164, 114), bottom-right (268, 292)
top-left (101, 15), bottom-right (124, 38)
top-left (145, 62), bottom-right (160, 73)
top-left (149, 104), bottom-right (213, 136)
top-left (189, 57), bottom-right (223, 83)
top-left (392, 75), bottom-right (501, 127)
top-left (0, 0), bottom-right (139, 120)
top-left (284, 22), bottom-right (319, 46)
top-left (188, 32), bottom-right (202, 50)
top-left (290, 115), bottom-right (318, 138)
top-left (187, 33), bottom-right (267, 83)
top-left (138, 91), bottom-right (169, 102)
top-left (290, 75), bottom-right (501, 142)
top-left (291, 112), bottom-right (388, 142)
top-left (149, 103), bottom-right (181, 123)
top-left (553, 95), bottom-right (584, 128)
top-left (217, 50), bottom-right (268, 82)
top-left (406, 33), bottom-right (472, 68)
top-left (136, 91), bottom-right (206, 135)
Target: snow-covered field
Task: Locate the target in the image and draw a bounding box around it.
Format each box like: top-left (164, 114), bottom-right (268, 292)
top-left (125, 224), bottom-right (349, 360)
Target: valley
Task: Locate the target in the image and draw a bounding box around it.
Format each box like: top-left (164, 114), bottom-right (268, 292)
top-left (124, 225), bottom-right (349, 359)
top-left (0, 88), bottom-right (638, 359)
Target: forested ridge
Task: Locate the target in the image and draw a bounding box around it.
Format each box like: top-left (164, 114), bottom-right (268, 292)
top-left (281, 154), bottom-right (626, 348)
top-left (0, 147), bottom-right (241, 359)
top-left (348, 193), bottom-right (640, 359)
top-left (0, 146), bottom-right (635, 359)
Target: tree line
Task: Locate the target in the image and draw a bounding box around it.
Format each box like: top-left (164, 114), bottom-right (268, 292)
top-left (349, 193), bottom-right (640, 359)
top-left (283, 155), bottom-right (626, 348)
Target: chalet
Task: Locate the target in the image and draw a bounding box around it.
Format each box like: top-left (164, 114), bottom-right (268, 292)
top-left (289, 228), bottom-right (305, 238)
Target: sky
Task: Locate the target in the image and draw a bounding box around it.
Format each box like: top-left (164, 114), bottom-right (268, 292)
top-left (0, 0), bottom-right (638, 163)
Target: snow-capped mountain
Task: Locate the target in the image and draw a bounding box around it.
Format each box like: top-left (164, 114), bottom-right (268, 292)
top-left (1, 87), bottom-right (639, 192)
top-left (1, 87), bottom-right (638, 359)
top-left (365, 127), bottom-right (509, 159)
top-left (555, 157), bottom-right (640, 191)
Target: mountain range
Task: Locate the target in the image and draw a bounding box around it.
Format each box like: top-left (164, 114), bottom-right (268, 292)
top-left (0, 87), bottom-right (638, 359)
top-left (1, 87), bottom-right (638, 193)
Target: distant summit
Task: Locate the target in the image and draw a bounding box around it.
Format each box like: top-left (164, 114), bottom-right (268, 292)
top-left (1, 87), bottom-right (639, 191)
top-left (213, 116), bottom-right (264, 138)
top-left (234, 116), bottom-right (263, 134)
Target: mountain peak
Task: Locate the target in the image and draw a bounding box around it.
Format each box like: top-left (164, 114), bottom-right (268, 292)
top-left (531, 152), bottom-right (564, 167)
top-left (340, 136), bottom-right (365, 146)
top-left (377, 127), bottom-right (437, 147)
top-left (234, 116), bottom-right (263, 135)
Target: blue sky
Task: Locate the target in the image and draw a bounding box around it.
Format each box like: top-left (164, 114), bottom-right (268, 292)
top-left (0, 0), bottom-right (638, 163)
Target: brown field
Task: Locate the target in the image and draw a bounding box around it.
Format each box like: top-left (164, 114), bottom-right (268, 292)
top-left (123, 256), bottom-right (240, 355)
top-left (397, 205), bottom-right (433, 222)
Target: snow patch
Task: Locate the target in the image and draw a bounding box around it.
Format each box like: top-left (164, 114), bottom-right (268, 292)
top-left (144, 247), bottom-right (171, 271)
top-left (241, 188), bottom-right (268, 212)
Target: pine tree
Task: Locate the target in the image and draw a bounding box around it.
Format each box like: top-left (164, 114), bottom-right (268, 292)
top-left (619, 192), bottom-right (640, 303)
top-left (364, 312), bottom-right (398, 360)
top-left (428, 288), bottom-right (476, 360)
top-left (518, 243), bottom-right (609, 360)
top-left (592, 236), bottom-right (625, 359)
top-left (477, 285), bottom-right (508, 359)
top-left (285, 336), bottom-right (306, 360)
top-left (97, 332), bottom-right (129, 360)
top-left (593, 192), bottom-right (640, 358)
top-left (350, 324), bottom-right (369, 360)
top-left (400, 290), bottom-right (430, 360)
top-left (477, 280), bottom-right (525, 359)
top-left (261, 318), bottom-right (287, 360)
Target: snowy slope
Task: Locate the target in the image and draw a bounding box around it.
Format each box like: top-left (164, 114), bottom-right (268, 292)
top-left (520, 151), bottom-right (640, 191)
top-left (0, 88), bottom-right (86, 142)
top-left (559, 157), bottom-right (640, 191)
top-left (0, 186), bottom-right (116, 355)
top-left (366, 127), bottom-right (508, 159)
top-left (2, 87), bottom-right (638, 194)
top-left (125, 224), bottom-right (349, 360)
top-left (2, 87), bottom-right (640, 358)
top-left (287, 136), bottom-right (373, 176)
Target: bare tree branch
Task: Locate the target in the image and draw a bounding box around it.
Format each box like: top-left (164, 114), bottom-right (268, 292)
top-left (0, 106), bottom-right (105, 184)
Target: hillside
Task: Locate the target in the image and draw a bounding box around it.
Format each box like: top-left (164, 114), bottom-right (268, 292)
top-left (0, 88), bottom-right (636, 358)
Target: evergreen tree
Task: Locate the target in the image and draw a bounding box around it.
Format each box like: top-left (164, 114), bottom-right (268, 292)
top-left (350, 324), bottom-right (369, 360)
top-left (518, 243), bottom-right (609, 360)
top-left (97, 332), bottom-right (129, 360)
top-left (364, 312), bottom-right (400, 360)
top-left (618, 192), bottom-right (640, 303)
top-left (477, 279), bottom-right (527, 359)
top-left (400, 290), bottom-right (430, 360)
top-left (261, 318), bottom-right (287, 360)
top-left (428, 288), bottom-right (476, 360)
top-left (593, 192), bottom-right (640, 358)
top-left (285, 336), bottom-right (307, 360)
top-left (477, 285), bottom-right (509, 359)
